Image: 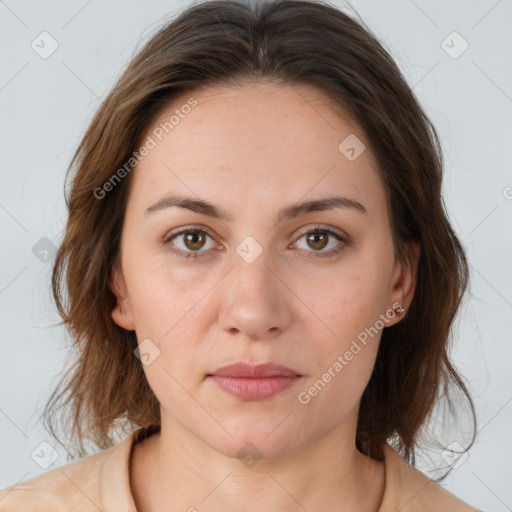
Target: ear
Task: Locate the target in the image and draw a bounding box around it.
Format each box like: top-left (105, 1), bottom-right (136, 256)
top-left (386, 240), bottom-right (421, 327)
top-left (110, 267), bottom-right (135, 331)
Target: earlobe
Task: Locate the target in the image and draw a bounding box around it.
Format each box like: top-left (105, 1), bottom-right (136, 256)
top-left (387, 240), bottom-right (421, 325)
top-left (110, 269), bottom-right (136, 331)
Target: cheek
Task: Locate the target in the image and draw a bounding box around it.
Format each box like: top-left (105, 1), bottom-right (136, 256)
top-left (299, 263), bottom-right (388, 342)
top-left (295, 261), bottom-right (387, 396)
top-left (126, 257), bottom-right (205, 335)
top-left (127, 267), bottom-right (215, 377)
top-left (296, 332), bottom-right (381, 421)
top-left (320, 319), bottom-right (381, 392)
top-left (132, 282), bottom-right (209, 416)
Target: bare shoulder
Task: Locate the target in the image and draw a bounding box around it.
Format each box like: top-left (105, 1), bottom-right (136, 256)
top-left (0, 449), bottom-right (109, 511)
top-left (384, 445), bottom-right (483, 511)
top-left (400, 472), bottom-right (484, 512)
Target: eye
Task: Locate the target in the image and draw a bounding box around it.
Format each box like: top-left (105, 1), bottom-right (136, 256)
top-left (292, 225), bottom-right (348, 258)
top-left (163, 226), bottom-right (217, 260)
top-left (163, 224), bottom-right (349, 261)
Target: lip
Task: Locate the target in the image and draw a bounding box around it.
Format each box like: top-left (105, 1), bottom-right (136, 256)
top-left (210, 362), bottom-right (301, 378)
top-left (207, 362), bottom-right (303, 401)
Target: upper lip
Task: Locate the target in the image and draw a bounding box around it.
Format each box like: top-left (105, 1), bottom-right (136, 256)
top-left (209, 362), bottom-right (301, 378)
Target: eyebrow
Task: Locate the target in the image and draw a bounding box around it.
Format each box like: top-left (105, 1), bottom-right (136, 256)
top-left (144, 193), bottom-right (367, 222)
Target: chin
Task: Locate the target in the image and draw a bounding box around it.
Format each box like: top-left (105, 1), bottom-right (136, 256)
top-left (200, 414), bottom-right (306, 462)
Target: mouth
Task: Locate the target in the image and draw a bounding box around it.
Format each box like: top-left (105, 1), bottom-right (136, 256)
top-left (207, 362), bottom-right (304, 401)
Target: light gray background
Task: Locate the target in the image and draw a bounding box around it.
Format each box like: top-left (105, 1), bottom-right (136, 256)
top-left (0, 0), bottom-right (511, 510)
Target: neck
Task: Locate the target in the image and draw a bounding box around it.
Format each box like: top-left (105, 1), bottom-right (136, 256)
top-left (130, 412), bottom-right (386, 512)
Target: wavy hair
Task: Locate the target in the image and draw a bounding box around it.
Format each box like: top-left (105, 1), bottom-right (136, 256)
top-left (42, 0), bottom-right (476, 478)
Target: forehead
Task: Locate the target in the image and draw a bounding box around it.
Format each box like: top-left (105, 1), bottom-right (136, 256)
top-left (129, 80), bottom-right (386, 220)
top-left (152, 80), bottom-right (363, 149)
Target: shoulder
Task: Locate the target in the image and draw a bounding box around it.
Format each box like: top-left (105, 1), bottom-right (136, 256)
top-left (0, 430), bottom-right (139, 512)
top-left (0, 449), bottom-right (109, 511)
top-left (381, 443), bottom-right (484, 512)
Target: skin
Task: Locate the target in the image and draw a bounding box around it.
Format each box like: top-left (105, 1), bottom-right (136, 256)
top-left (111, 80), bottom-right (420, 512)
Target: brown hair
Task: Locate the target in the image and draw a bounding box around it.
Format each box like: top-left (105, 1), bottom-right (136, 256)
top-left (43, 0), bottom-right (476, 476)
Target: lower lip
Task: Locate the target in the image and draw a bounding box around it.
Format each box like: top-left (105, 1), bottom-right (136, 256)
top-left (208, 375), bottom-right (302, 400)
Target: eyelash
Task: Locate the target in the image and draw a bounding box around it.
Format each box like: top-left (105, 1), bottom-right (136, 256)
top-left (162, 224), bottom-right (349, 261)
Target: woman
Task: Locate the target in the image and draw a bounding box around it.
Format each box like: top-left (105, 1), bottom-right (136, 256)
top-left (0, 0), bottom-right (482, 510)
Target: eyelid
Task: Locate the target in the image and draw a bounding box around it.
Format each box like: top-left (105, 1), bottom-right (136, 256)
top-left (163, 224), bottom-right (218, 243)
top-left (164, 223), bottom-right (346, 241)
top-left (293, 224), bottom-right (346, 240)
top-left (289, 224), bottom-right (349, 258)
top-left (163, 223), bottom-right (349, 259)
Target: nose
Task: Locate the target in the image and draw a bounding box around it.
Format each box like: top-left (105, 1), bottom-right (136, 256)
top-left (218, 248), bottom-right (292, 341)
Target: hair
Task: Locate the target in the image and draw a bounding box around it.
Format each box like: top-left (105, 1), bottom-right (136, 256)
top-left (42, 0), bottom-right (476, 477)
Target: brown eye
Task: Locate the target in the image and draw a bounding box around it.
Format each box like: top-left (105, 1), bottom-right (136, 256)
top-left (163, 227), bottom-right (216, 260)
top-left (294, 225), bottom-right (348, 259)
top-left (182, 230), bottom-right (207, 251)
top-left (306, 231), bottom-right (329, 251)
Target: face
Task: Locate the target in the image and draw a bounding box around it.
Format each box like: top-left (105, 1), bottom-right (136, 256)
top-left (111, 80), bottom-right (419, 460)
